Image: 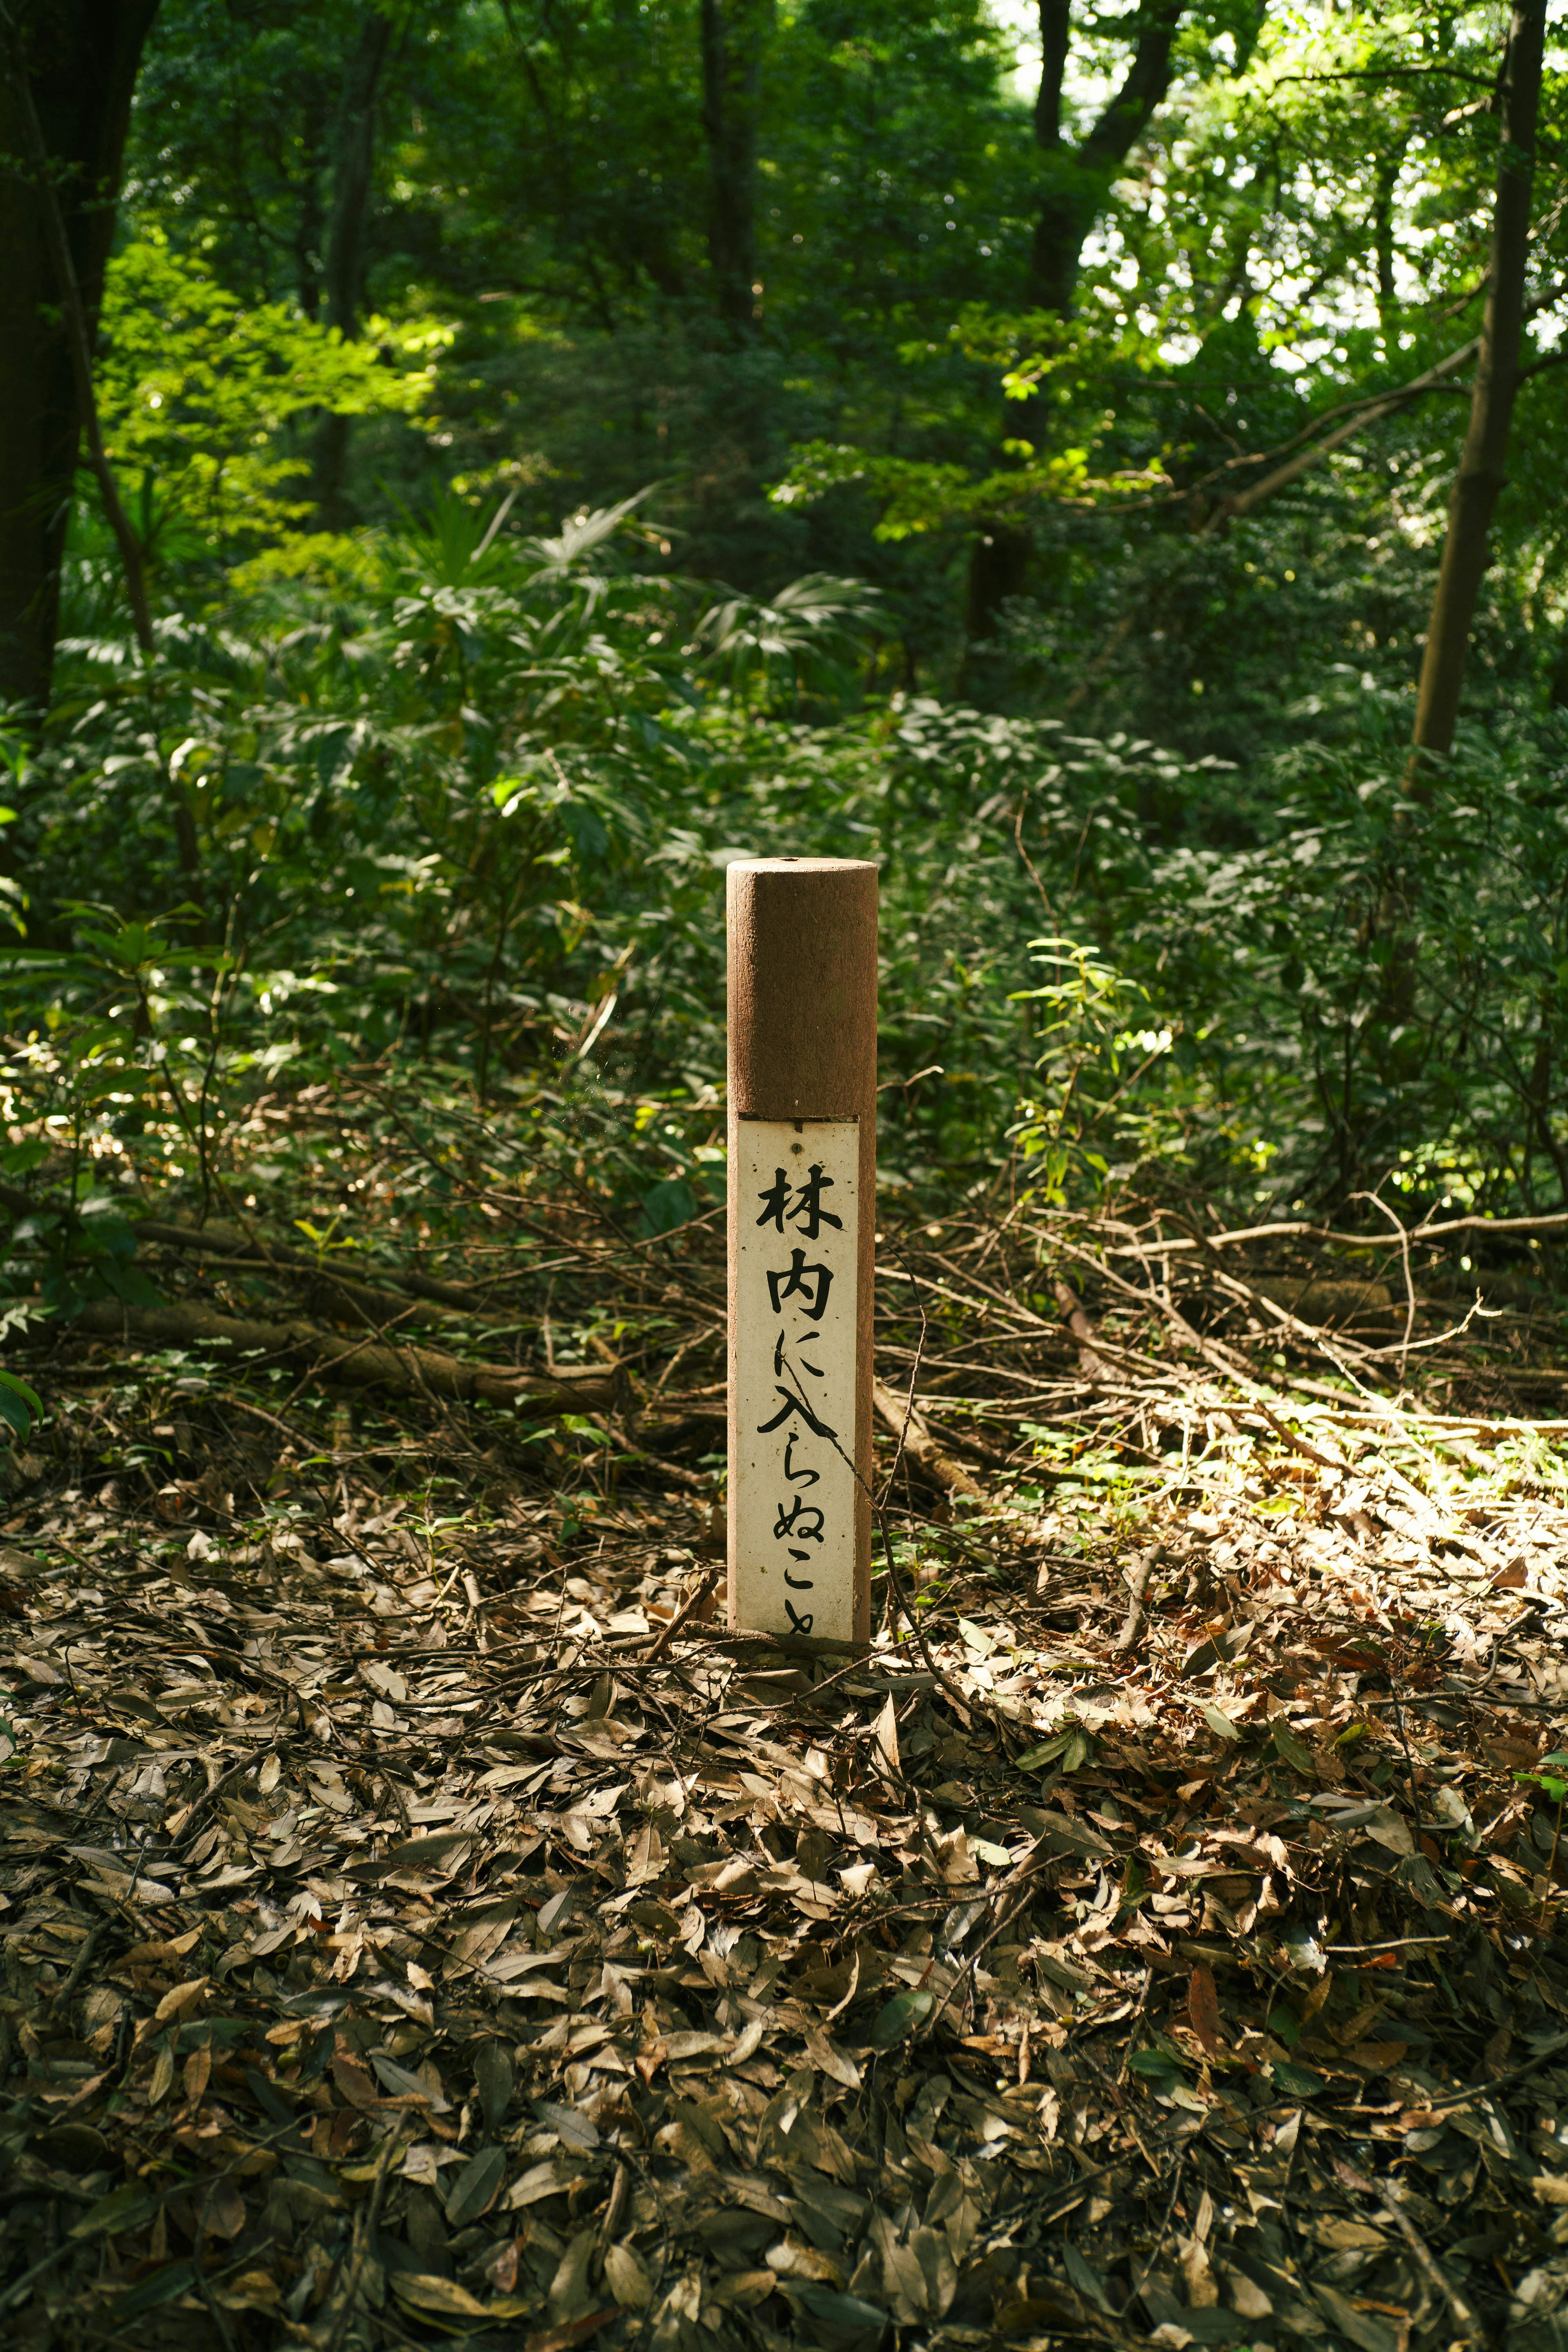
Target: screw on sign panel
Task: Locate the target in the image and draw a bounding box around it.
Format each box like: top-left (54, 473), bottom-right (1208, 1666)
top-left (726, 858), bottom-right (877, 1646)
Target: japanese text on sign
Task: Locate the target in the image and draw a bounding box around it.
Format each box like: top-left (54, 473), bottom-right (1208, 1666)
top-left (733, 1118), bottom-right (859, 1643)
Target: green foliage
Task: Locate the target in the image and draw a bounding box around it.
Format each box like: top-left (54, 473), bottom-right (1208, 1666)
top-left (695, 573), bottom-right (882, 706)
top-left (96, 237), bottom-right (442, 557)
top-left (11, 0), bottom-right (1568, 1271)
top-left (11, 493), bottom-right (1568, 1263)
top-left (0, 1369), bottom-right (41, 1439)
top-left (1008, 939), bottom-right (1179, 1206)
top-left (1518, 1753), bottom-right (1568, 1806)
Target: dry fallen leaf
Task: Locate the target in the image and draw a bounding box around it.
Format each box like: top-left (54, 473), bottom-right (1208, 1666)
top-left (2, 1171), bottom-right (1566, 2352)
top-left (1187, 1960), bottom-right (1221, 2054)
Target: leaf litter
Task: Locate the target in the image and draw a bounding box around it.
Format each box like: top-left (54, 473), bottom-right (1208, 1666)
top-left (2, 1165), bottom-right (1568, 2352)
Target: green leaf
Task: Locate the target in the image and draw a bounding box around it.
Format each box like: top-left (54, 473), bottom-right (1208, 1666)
top-left (1201, 1702), bottom-right (1242, 1742)
top-left (1062, 2243), bottom-right (1111, 2311)
top-left (244, 2067), bottom-right (299, 2130)
top-left (1272, 1724), bottom-right (1316, 1775)
top-left (639, 1176), bottom-right (697, 1236)
top-left (1272, 2062), bottom-right (1325, 2096)
top-left (72, 2184), bottom-right (161, 2239)
top-left (792, 2284), bottom-right (890, 2329)
top-left (1016, 1723), bottom-right (1094, 1772)
top-left (1127, 2046), bottom-right (1184, 2079)
top-left (869, 1988), bottom-right (933, 2047)
top-left (0, 1369), bottom-right (42, 1436)
top-left (444, 2143), bottom-right (506, 2227)
top-left (114, 2261), bottom-right (196, 2317)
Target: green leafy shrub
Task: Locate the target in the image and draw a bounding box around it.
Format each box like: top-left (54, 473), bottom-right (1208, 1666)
top-left (4, 494), bottom-right (1565, 1276)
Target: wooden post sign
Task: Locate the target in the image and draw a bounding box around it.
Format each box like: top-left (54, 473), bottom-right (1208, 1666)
top-left (726, 858), bottom-right (877, 1646)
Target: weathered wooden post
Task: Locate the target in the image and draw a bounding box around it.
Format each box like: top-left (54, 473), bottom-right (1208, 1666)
top-left (726, 857), bottom-right (877, 1646)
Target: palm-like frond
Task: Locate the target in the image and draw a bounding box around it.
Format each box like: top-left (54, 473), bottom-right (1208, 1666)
top-left (519, 489), bottom-right (661, 585)
top-left (696, 572), bottom-right (882, 707)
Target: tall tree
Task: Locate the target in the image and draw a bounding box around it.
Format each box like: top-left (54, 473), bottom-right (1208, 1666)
top-left (701, 0), bottom-right (767, 330)
top-left (965, 0), bottom-right (1187, 657)
top-left (0, 0), bottom-right (160, 707)
top-left (1029, 0), bottom-right (1185, 316)
top-left (1408, 0), bottom-right (1546, 783)
top-left (311, 6), bottom-right (393, 524)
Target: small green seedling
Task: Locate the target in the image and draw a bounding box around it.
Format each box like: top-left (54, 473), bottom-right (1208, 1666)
top-left (1519, 1752), bottom-right (1568, 1805)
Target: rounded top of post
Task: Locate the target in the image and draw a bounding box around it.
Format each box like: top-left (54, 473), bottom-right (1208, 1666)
top-left (725, 856), bottom-right (878, 878)
top-left (726, 855), bottom-right (876, 1118)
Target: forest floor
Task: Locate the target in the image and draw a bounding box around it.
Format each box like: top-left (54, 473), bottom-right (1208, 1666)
top-left (2, 1113), bottom-right (1568, 2352)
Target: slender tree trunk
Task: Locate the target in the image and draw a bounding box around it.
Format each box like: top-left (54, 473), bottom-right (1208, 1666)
top-left (311, 7), bottom-right (392, 527)
top-left (294, 89), bottom-right (327, 321)
top-left (1407, 0), bottom-right (1545, 788)
top-left (1372, 154), bottom-right (1401, 359)
top-left (701, 0), bottom-right (766, 331)
top-left (1027, 0), bottom-right (1074, 314)
top-left (0, 0), bottom-right (159, 708)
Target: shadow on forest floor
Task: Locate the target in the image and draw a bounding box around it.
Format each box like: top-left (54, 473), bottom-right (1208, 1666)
top-left (2, 1125), bottom-right (1568, 2352)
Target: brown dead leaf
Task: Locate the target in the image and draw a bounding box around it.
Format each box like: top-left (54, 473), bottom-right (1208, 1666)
top-left (1187, 1961), bottom-right (1221, 2054)
top-left (523, 2309), bottom-right (622, 2352)
top-left (331, 2039), bottom-right (381, 2111)
top-left (3, 1156), bottom-right (1566, 2352)
top-left (152, 1976), bottom-right (209, 2024)
top-left (803, 2023), bottom-right (862, 2089)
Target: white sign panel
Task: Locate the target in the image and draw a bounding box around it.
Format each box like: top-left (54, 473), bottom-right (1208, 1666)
top-left (733, 1117), bottom-right (860, 1643)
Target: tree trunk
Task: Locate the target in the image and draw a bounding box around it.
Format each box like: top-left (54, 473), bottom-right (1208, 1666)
top-left (294, 88), bottom-right (328, 321)
top-left (3, 10), bottom-right (154, 657)
top-left (701, 0), bottom-right (766, 331)
top-left (310, 7), bottom-right (392, 527)
top-left (1027, 0), bottom-right (1182, 316)
top-left (1372, 154), bottom-right (1400, 359)
top-left (967, 0), bottom-right (1180, 656)
top-left (958, 526), bottom-right (1032, 690)
top-left (0, 0), bottom-right (159, 709)
top-left (1407, 0), bottom-right (1545, 788)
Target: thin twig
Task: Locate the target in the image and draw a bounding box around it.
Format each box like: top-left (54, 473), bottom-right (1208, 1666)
top-left (645, 1562), bottom-right (721, 1661)
top-left (1332, 2158), bottom-right (1481, 2339)
top-left (1353, 1186), bottom-right (1419, 1384)
top-left (191, 2174), bottom-right (240, 2352)
top-left (324, 2126), bottom-right (406, 2352)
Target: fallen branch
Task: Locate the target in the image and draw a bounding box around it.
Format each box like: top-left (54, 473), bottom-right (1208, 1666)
top-left (646, 1563), bottom-right (722, 1660)
top-left (872, 1377), bottom-right (984, 1499)
top-left (67, 1300), bottom-right (615, 1410)
top-left (132, 1220), bottom-right (496, 1317)
top-left (1096, 1206), bottom-right (1568, 1257)
top-left (0, 1191), bottom-right (503, 1322)
top-left (1052, 1277), bottom-right (1114, 1380)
